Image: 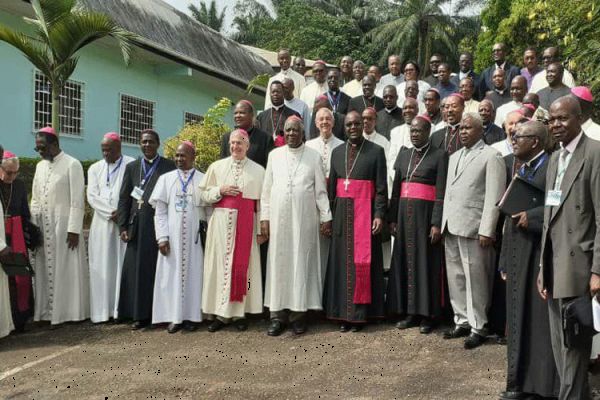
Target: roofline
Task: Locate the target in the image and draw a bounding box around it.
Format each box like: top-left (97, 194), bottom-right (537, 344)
top-left (133, 37), bottom-right (267, 96)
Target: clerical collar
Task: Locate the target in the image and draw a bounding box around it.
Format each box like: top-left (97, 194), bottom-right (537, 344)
top-left (448, 122), bottom-right (460, 130)
top-left (288, 143), bottom-right (304, 153)
top-left (385, 106), bottom-right (397, 113)
top-left (415, 141), bottom-right (430, 152)
top-left (495, 88), bottom-right (506, 95)
top-left (320, 133), bottom-right (333, 143)
top-left (523, 150), bottom-right (546, 167)
top-left (329, 90), bottom-right (339, 95)
top-left (272, 104), bottom-right (284, 111)
top-left (495, 61), bottom-right (507, 70)
top-left (459, 71), bottom-right (471, 79)
top-left (144, 154), bottom-right (159, 164)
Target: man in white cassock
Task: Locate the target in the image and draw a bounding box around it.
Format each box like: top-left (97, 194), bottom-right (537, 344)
top-left (30, 128), bottom-right (89, 326)
top-left (200, 129), bottom-right (265, 333)
top-left (306, 108), bottom-right (343, 282)
top-left (261, 116), bottom-right (332, 336)
top-left (150, 141), bottom-right (205, 334)
top-left (0, 143), bottom-right (14, 338)
top-left (87, 133), bottom-right (134, 323)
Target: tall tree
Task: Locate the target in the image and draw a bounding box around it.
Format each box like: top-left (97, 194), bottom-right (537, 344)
top-left (230, 0), bottom-right (273, 44)
top-left (0, 0), bottom-right (135, 134)
top-left (188, 0), bottom-right (227, 32)
top-left (366, 0), bottom-right (455, 68)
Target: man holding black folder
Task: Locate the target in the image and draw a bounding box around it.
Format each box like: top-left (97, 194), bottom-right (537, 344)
top-left (538, 96), bottom-right (600, 400)
top-left (498, 121), bottom-right (559, 399)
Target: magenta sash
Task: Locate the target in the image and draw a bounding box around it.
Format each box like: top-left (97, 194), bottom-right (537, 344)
top-left (5, 216), bottom-right (31, 312)
top-left (400, 182), bottom-right (436, 201)
top-left (214, 194), bottom-right (257, 302)
top-left (336, 178), bottom-right (374, 304)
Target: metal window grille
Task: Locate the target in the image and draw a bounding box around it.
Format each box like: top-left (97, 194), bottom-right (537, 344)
top-left (184, 111), bottom-right (203, 125)
top-left (34, 71), bottom-right (84, 135)
top-left (120, 94), bottom-right (155, 144)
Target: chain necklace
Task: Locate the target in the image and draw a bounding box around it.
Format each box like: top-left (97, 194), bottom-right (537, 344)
top-left (405, 143), bottom-right (431, 183)
top-left (0, 182), bottom-right (13, 218)
top-left (343, 140), bottom-right (365, 191)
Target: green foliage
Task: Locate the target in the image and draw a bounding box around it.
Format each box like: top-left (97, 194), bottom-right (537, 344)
top-left (474, 0), bottom-right (600, 108)
top-left (163, 98), bottom-right (233, 172)
top-left (246, 73), bottom-right (270, 95)
top-left (189, 0), bottom-right (227, 32)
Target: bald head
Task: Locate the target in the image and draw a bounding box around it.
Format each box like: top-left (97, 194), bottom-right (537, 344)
top-left (510, 76), bottom-right (528, 102)
top-left (382, 85), bottom-right (398, 109)
top-left (402, 97), bottom-right (419, 123)
top-left (549, 96), bottom-right (583, 145)
top-left (362, 75), bottom-right (376, 97)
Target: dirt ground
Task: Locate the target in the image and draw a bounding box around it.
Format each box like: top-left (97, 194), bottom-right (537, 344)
top-left (0, 319), bottom-right (598, 399)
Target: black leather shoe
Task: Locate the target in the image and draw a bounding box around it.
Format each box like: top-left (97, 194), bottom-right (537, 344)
top-left (292, 319), bottom-right (307, 335)
top-left (396, 315), bottom-right (418, 330)
top-left (131, 320), bottom-right (150, 331)
top-left (207, 319), bottom-right (225, 332)
top-left (351, 324), bottom-right (364, 332)
top-left (267, 319), bottom-right (285, 336)
top-left (182, 321), bottom-right (199, 332)
top-left (167, 323), bottom-right (182, 334)
top-left (419, 318), bottom-right (434, 334)
top-left (443, 325), bottom-right (470, 339)
top-left (340, 323), bottom-right (351, 332)
top-left (234, 318), bottom-right (248, 331)
top-left (499, 391), bottom-right (525, 400)
top-left (496, 335), bottom-right (507, 345)
top-left (464, 332), bottom-right (486, 349)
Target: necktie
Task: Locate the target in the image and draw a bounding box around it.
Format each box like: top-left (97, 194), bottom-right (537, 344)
top-left (554, 148), bottom-right (570, 190)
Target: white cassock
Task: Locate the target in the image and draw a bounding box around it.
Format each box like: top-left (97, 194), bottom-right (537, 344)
top-left (583, 119), bottom-right (600, 141)
top-left (86, 155), bottom-right (134, 323)
top-left (200, 157), bottom-right (264, 319)
top-left (397, 80), bottom-right (431, 104)
top-left (300, 81), bottom-right (328, 111)
top-left (464, 99), bottom-right (480, 114)
top-left (0, 201), bottom-right (14, 338)
top-left (306, 135), bottom-right (344, 282)
top-left (261, 145), bottom-right (331, 312)
top-left (30, 152), bottom-right (89, 325)
top-left (265, 69), bottom-right (306, 109)
top-left (150, 169), bottom-right (206, 324)
top-left (342, 79), bottom-right (363, 98)
top-left (495, 100), bottom-right (521, 126)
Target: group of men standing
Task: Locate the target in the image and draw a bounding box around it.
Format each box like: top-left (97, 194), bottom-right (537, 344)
top-left (1, 42), bottom-right (599, 400)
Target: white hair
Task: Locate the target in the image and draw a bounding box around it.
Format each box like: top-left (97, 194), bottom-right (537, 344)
top-left (1, 156), bottom-right (19, 169)
top-left (462, 112), bottom-right (484, 130)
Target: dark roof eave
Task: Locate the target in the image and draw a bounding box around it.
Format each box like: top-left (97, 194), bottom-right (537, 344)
top-left (132, 36), bottom-right (267, 96)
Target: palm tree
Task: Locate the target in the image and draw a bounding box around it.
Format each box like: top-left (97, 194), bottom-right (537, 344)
top-left (189, 0), bottom-right (227, 32)
top-left (302, 0), bottom-right (388, 33)
top-left (0, 0), bottom-right (136, 134)
top-left (230, 0), bottom-right (273, 45)
top-left (366, 0), bottom-right (455, 68)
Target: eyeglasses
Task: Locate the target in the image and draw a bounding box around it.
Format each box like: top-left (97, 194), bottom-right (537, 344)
top-left (511, 134), bottom-right (537, 142)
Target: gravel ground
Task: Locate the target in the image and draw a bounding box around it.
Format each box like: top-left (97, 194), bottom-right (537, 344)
top-left (0, 319), bottom-right (598, 399)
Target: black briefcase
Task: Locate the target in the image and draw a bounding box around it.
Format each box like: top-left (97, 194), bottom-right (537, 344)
top-left (0, 252), bottom-right (34, 276)
top-left (562, 296), bottom-right (597, 349)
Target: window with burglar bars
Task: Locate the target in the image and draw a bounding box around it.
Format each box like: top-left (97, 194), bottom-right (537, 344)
top-left (120, 94), bottom-right (155, 144)
top-left (34, 71), bottom-right (84, 135)
top-left (184, 111), bottom-right (204, 125)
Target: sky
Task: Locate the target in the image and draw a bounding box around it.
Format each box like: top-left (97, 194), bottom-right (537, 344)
top-left (164, 0), bottom-right (272, 33)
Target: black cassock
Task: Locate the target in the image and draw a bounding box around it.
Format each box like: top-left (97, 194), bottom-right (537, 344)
top-left (117, 156), bottom-right (175, 321)
top-left (386, 145), bottom-right (448, 318)
top-left (376, 107), bottom-right (403, 141)
top-left (220, 126), bottom-right (274, 168)
top-left (323, 140), bottom-right (387, 323)
top-left (499, 153), bottom-right (559, 398)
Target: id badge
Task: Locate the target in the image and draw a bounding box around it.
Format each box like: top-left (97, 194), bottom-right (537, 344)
top-left (175, 194), bottom-right (189, 213)
top-left (546, 190), bottom-right (562, 206)
top-left (131, 186), bottom-right (144, 200)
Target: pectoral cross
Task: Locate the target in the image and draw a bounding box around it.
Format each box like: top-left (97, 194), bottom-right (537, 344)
top-left (137, 199), bottom-right (144, 210)
top-left (344, 179), bottom-right (350, 192)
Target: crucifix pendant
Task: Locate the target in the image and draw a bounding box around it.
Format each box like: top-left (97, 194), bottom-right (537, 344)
top-left (137, 199), bottom-right (144, 210)
top-left (344, 179), bottom-right (350, 191)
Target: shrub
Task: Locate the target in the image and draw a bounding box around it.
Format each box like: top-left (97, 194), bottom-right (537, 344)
top-left (164, 97), bottom-right (233, 172)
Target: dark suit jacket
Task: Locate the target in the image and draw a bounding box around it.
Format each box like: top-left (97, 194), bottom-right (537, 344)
top-left (479, 63), bottom-right (521, 97)
top-left (376, 107), bottom-right (403, 140)
top-left (539, 134), bottom-right (600, 298)
top-left (220, 126), bottom-right (274, 168)
top-left (326, 91), bottom-right (351, 115)
top-left (483, 123), bottom-right (506, 145)
top-left (117, 156), bottom-right (176, 234)
top-left (256, 105), bottom-right (300, 140)
top-left (309, 111), bottom-right (346, 141)
top-left (348, 95), bottom-right (385, 115)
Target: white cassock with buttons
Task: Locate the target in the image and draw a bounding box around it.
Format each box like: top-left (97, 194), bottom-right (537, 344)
top-left (261, 145), bottom-right (332, 312)
top-left (150, 168), bottom-right (206, 324)
top-left (30, 152), bottom-right (89, 325)
top-left (86, 155), bottom-right (135, 323)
